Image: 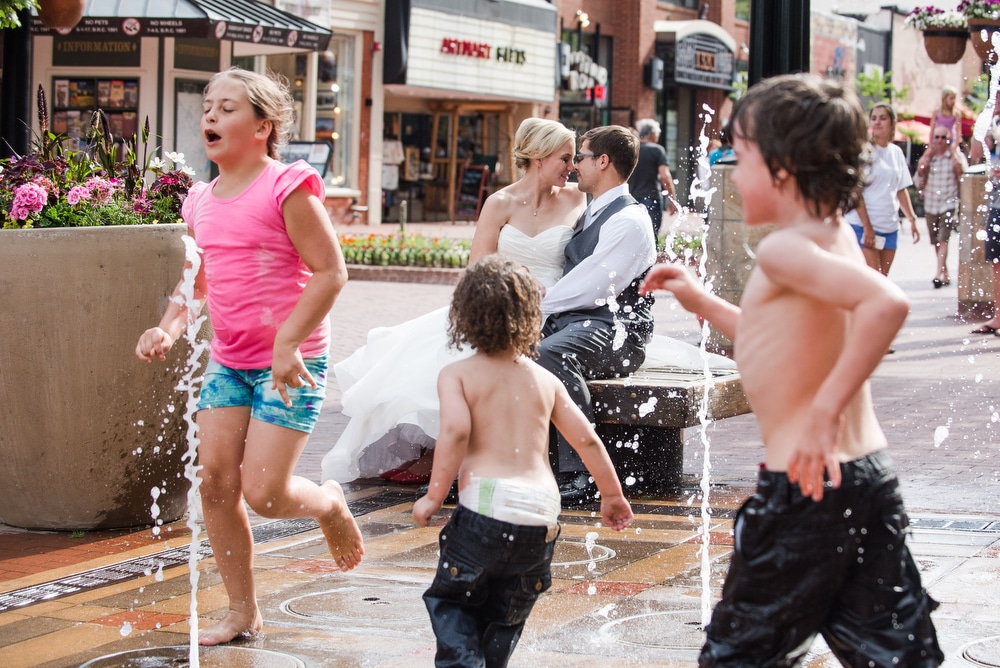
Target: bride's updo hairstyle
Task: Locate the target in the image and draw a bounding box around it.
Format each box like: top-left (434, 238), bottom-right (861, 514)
top-left (512, 118), bottom-right (576, 173)
top-left (447, 255), bottom-right (542, 357)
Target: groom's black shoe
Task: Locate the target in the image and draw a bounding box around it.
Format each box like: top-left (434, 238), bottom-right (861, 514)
top-left (556, 472), bottom-right (597, 505)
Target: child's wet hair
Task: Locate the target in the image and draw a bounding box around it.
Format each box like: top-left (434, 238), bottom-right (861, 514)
top-left (205, 67), bottom-right (295, 160)
top-left (447, 255), bottom-right (542, 357)
top-left (730, 73), bottom-right (870, 217)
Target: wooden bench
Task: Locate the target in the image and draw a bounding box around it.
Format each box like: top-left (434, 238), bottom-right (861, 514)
top-left (588, 365), bottom-right (752, 494)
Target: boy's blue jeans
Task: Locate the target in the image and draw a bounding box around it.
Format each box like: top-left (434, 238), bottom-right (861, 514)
top-left (423, 504), bottom-right (559, 668)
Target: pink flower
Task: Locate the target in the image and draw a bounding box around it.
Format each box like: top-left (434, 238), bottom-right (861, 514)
top-left (85, 177), bottom-right (118, 204)
top-left (10, 182), bottom-right (48, 219)
top-left (66, 185), bottom-right (92, 205)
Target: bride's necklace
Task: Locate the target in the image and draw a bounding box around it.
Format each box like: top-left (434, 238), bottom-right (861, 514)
top-left (523, 189), bottom-right (553, 216)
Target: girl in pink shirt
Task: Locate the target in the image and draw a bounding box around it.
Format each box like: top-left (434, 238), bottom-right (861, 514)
top-left (136, 68), bottom-right (363, 645)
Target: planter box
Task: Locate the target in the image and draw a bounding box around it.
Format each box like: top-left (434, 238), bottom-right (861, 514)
top-left (0, 224), bottom-right (206, 530)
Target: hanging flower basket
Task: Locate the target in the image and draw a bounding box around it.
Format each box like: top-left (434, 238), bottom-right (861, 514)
top-left (923, 29), bottom-right (969, 63)
top-left (36, 0), bottom-right (85, 31)
top-left (968, 18), bottom-right (1000, 61)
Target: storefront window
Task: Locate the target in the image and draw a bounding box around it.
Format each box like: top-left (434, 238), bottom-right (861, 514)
top-left (318, 35), bottom-right (354, 188)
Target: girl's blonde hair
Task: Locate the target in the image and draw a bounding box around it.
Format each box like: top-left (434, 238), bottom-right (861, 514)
top-left (941, 85), bottom-right (959, 114)
top-left (205, 67), bottom-right (295, 159)
top-left (512, 118), bottom-right (575, 172)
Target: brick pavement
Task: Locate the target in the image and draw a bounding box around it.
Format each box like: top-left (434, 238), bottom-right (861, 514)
top-left (309, 217), bottom-right (1000, 517)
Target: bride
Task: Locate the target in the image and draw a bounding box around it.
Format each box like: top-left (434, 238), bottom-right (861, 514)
top-left (322, 118), bottom-right (734, 484)
top-left (322, 118), bottom-right (583, 483)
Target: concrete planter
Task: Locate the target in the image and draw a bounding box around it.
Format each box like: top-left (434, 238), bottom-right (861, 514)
top-left (958, 172), bottom-right (996, 320)
top-left (0, 224), bottom-right (202, 530)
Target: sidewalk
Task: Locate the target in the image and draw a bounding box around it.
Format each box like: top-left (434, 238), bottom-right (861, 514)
top-left (0, 218), bottom-right (997, 667)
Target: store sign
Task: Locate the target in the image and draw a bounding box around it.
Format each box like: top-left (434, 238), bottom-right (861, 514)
top-left (52, 35), bottom-right (141, 67)
top-left (174, 38), bottom-right (220, 72)
top-left (440, 37), bottom-right (526, 65)
top-left (562, 49), bottom-right (609, 104)
top-left (406, 7), bottom-right (556, 102)
top-left (673, 34), bottom-right (734, 90)
top-left (35, 16), bottom-right (210, 39)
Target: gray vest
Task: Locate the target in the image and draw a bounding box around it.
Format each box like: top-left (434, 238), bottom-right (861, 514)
top-left (551, 194), bottom-right (654, 339)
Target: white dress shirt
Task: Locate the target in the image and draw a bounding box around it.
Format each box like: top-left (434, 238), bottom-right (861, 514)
top-left (541, 183), bottom-right (656, 317)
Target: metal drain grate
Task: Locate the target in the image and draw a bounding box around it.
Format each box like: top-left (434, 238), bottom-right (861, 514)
top-left (0, 490), bottom-right (416, 614)
top-left (910, 517), bottom-right (1000, 533)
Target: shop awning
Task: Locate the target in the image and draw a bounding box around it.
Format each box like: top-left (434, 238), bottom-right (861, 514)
top-left (32, 0), bottom-right (332, 52)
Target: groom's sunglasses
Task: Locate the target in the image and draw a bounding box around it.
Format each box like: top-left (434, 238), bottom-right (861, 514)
top-left (573, 153), bottom-right (600, 164)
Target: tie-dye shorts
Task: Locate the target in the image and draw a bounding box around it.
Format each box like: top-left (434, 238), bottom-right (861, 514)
top-left (197, 354), bottom-right (328, 433)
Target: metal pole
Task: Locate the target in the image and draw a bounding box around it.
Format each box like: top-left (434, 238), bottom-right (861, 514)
top-left (748, 0), bottom-right (810, 87)
top-left (1, 9), bottom-right (34, 158)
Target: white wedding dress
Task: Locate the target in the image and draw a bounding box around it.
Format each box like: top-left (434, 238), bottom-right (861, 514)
top-left (321, 224), bottom-right (735, 483)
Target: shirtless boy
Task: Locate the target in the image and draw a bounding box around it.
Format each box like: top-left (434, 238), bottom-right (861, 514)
top-left (414, 254), bottom-right (633, 667)
top-left (641, 74), bottom-right (943, 667)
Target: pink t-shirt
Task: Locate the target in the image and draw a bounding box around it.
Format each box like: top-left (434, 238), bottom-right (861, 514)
top-left (182, 160), bottom-right (329, 369)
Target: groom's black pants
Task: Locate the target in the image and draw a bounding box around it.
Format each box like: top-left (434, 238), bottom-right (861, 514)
top-left (537, 316), bottom-right (646, 473)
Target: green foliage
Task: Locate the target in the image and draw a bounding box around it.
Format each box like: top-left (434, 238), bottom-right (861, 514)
top-left (856, 69), bottom-right (910, 105)
top-left (1, 85), bottom-right (192, 229)
top-left (730, 71), bottom-right (748, 102)
top-left (965, 73), bottom-right (991, 114)
top-left (0, 0), bottom-right (38, 30)
top-left (735, 0), bottom-right (750, 21)
top-left (339, 232), bottom-right (471, 268)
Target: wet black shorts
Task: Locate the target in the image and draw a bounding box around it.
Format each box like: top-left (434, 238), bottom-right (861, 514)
top-left (985, 207), bottom-right (1000, 263)
top-left (700, 450), bottom-right (944, 667)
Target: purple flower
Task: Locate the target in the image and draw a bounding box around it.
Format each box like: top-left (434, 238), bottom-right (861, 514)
top-left (10, 183), bottom-right (48, 219)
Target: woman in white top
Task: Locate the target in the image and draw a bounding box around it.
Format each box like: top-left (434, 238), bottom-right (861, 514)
top-left (844, 102), bottom-right (920, 276)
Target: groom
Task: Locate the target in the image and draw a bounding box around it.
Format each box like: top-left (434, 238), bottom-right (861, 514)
top-left (538, 125), bottom-right (657, 504)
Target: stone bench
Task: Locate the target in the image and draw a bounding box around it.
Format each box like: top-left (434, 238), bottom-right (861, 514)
top-left (588, 365), bottom-right (751, 494)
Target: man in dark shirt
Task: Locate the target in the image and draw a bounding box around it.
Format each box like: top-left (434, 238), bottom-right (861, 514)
top-left (627, 118), bottom-right (677, 240)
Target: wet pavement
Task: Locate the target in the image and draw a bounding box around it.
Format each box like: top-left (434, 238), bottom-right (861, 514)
top-left (1, 216), bottom-right (998, 667)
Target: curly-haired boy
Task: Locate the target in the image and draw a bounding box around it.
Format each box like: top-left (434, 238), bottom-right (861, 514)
top-left (413, 254), bottom-right (633, 667)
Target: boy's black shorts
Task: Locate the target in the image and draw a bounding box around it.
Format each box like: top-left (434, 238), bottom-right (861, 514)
top-left (700, 450), bottom-right (944, 667)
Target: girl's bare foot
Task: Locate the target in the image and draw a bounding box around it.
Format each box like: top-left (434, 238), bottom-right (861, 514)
top-left (320, 480), bottom-right (365, 570)
top-left (198, 607), bottom-right (263, 646)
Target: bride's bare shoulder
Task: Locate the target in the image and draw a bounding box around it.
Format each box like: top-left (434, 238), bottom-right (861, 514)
top-left (556, 182), bottom-right (586, 203)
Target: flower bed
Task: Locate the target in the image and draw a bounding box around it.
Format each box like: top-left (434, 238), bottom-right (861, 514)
top-left (0, 86), bottom-right (192, 229)
top-left (339, 232), bottom-right (471, 268)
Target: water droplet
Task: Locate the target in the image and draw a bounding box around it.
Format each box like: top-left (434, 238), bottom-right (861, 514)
top-left (120, 621), bottom-right (133, 636)
top-left (136, 420), bottom-right (145, 426)
top-left (625, 476), bottom-right (637, 486)
top-left (933, 425), bottom-right (949, 448)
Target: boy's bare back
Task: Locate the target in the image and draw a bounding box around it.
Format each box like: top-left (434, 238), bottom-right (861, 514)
top-left (438, 352), bottom-right (571, 497)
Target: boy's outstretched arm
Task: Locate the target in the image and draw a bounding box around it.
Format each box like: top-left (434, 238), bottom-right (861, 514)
top-left (756, 234), bottom-right (909, 501)
top-left (640, 263), bottom-right (741, 340)
top-left (413, 367), bottom-right (470, 526)
top-left (551, 381), bottom-right (633, 531)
